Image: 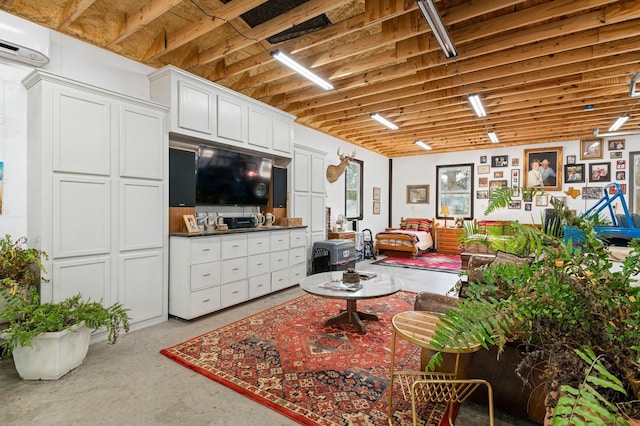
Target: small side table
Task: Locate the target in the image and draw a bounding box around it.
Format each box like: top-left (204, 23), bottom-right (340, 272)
top-left (387, 311), bottom-right (494, 426)
top-left (328, 231), bottom-right (356, 241)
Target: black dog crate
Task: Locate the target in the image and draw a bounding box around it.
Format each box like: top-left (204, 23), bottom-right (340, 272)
top-left (312, 240), bottom-right (357, 273)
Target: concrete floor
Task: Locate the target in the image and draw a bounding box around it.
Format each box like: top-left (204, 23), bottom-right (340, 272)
top-left (0, 259), bottom-right (538, 425)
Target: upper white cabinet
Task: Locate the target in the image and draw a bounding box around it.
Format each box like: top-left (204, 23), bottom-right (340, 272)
top-left (24, 70), bottom-right (169, 332)
top-left (148, 65), bottom-right (295, 158)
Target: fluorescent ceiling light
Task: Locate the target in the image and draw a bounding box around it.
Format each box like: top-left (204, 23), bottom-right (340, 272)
top-left (488, 131), bottom-right (499, 143)
top-left (414, 140), bottom-right (432, 150)
top-left (370, 113), bottom-right (399, 130)
top-left (415, 0), bottom-right (457, 59)
top-left (270, 50), bottom-right (333, 90)
top-left (468, 93), bottom-right (486, 117)
top-left (609, 114), bottom-right (629, 132)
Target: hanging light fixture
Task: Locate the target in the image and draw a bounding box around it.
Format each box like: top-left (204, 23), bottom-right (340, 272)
top-left (608, 114), bottom-right (630, 132)
top-left (370, 113), bottom-right (399, 130)
top-left (468, 94), bottom-right (486, 117)
top-left (488, 131), bottom-right (499, 143)
top-left (270, 50), bottom-right (333, 90)
top-left (414, 140), bottom-right (432, 150)
top-left (415, 0), bottom-right (457, 59)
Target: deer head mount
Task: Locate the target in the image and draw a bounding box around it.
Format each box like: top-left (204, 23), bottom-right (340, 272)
top-left (326, 148), bottom-right (356, 183)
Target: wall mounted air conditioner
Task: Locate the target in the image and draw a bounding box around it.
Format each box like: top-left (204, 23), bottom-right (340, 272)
top-left (0, 11), bottom-right (50, 67)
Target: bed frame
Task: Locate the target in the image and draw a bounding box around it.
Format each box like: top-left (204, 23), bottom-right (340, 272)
top-left (375, 218), bottom-right (435, 258)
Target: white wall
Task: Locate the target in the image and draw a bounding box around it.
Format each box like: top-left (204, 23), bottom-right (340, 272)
top-left (293, 124), bottom-right (390, 234)
top-left (0, 12), bottom-right (154, 240)
top-left (392, 137), bottom-right (638, 227)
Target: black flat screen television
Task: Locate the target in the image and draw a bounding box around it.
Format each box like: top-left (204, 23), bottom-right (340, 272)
top-left (196, 145), bottom-right (273, 206)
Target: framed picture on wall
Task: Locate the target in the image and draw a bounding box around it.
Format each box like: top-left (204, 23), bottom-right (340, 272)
top-left (534, 194), bottom-right (548, 207)
top-left (489, 179), bottom-right (508, 196)
top-left (508, 200), bottom-right (521, 209)
top-left (589, 162), bottom-right (610, 182)
top-left (406, 184), bottom-right (429, 203)
top-left (478, 165), bottom-right (490, 174)
top-left (478, 177), bottom-right (489, 187)
top-left (564, 164), bottom-right (585, 183)
top-left (373, 187), bottom-right (381, 201)
top-left (492, 155), bottom-right (508, 167)
top-left (608, 139), bottom-right (625, 150)
top-left (566, 155), bottom-right (576, 165)
top-left (582, 187), bottom-right (603, 199)
top-left (372, 201), bottom-right (381, 214)
top-left (580, 138), bottom-right (603, 160)
top-left (523, 146), bottom-right (562, 191)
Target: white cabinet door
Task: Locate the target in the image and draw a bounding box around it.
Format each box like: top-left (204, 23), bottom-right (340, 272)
top-left (120, 181), bottom-right (164, 251)
top-left (119, 251), bottom-right (165, 324)
top-left (311, 193), bottom-right (325, 233)
top-left (273, 116), bottom-right (293, 154)
top-left (293, 150), bottom-right (310, 192)
top-left (217, 94), bottom-right (246, 142)
top-left (119, 105), bottom-right (165, 180)
top-left (177, 79), bottom-right (214, 135)
top-left (248, 106), bottom-right (271, 149)
top-left (52, 257), bottom-right (111, 304)
top-left (311, 154), bottom-right (325, 194)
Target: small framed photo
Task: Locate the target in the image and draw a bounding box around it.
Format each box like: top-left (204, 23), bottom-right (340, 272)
top-left (492, 155), bottom-right (509, 167)
top-left (580, 138), bottom-right (603, 160)
top-left (480, 155), bottom-right (487, 164)
top-left (616, 171), bottom-right (626, 180)
top-left (494, 171), bottom-right (504, 178)
top-left (508, 200), bottom-right (522, 209)
top-left (589, 162), bottom-right (611, 182)
top-left (566, 155), bottom-right (576, 165)
top-left (525, 203), bottom-right (532, 211)
top-left (608, 139), bottom-right (625, 150)
top-left (478, 165), bottom-right (490, 174)
top-left (512, 158), bottom-right (520, 167)
top-left (183, 214), bottom-right (199, 233)
top-left (534, 194), bottom-right (548, 207)
top-left (616, 160), bottom-right (626, 170)
top-left (373, 201), bottom-right (381, 215)
top-left (373, 187), bottom-right (381, 201)
top-left (608, 183), bottom-right (627, 194)
top-left (564, 163), bottom-right (585, 183)
top-left (478, 176), bottom-right (489, 187)
top-left (489, 179), bottom-right (508, 196)
top-left (406, 184), bottom-right (429, 204)
top-left (477, 190), bottom-right (489, 199)
top-left (554, 196), bottom-right (567, 206)
top-left (523, 191), bottom-right (533, 202)
top-left (610, 151), bottom-right (623, 159)
top-left (511, 169), bottom-right (520, 197)
top-left (582, 187), bottom-right (603, 199)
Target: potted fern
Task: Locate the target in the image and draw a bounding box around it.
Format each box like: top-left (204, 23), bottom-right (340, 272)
top-left (427, 188), bottom-right (640, 424)
top-left (0, 290), bottom-right (130, 380)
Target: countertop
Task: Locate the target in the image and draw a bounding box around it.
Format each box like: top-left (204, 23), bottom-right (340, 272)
top-left (170, 225), bottom-right (307, 237)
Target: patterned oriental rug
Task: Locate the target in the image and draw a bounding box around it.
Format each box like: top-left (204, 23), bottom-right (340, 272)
top-left (372, 253), bottom-right (462, 274)
top-left (160, 292), bottom-right (457, 426)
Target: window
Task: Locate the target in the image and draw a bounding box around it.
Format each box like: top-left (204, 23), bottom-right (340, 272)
top-left (345, 159), bottom-right (363, 220)
top-left (436, 164), bottom-right (474, 220)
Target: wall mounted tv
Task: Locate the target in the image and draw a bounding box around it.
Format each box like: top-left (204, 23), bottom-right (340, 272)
top-left (196, 145), bottom-right (273, 206)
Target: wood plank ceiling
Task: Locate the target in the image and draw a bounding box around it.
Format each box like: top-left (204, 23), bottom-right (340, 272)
top-left (3, 0), bottom-right (640, 157)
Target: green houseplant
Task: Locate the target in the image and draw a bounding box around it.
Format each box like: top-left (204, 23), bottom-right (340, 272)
top-left (427, 188), bottom-right (640, 425)
top-left (0, 289), bottom-right (130, 380)
top-left (0, 235), bottom-right (47, 303)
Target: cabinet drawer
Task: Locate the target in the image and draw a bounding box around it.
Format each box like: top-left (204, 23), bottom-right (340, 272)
top-left (190, 237), bottom-right (221, 264)
top-left (222, 257), bottom-right (247, 283)
top-left (221, 234), bottom-right (248, 259)
top-left (270, 250), bottom-right (289, 271)
top-left (271, 269), bottom-right (290, 292)
top-left (289, 246), bottom-right (306, 266)
top-left (189, 286), bottom-right (221, 318)
top-left (289, 263), bottom-right (307, 286)
top-left (289, 229), bottom-right (306, 248)
top-left (221, 279), bottom-right (248, 308)
top-left (249, 274), bottom-right (271, 299)
top-left (190, 262), bottom-right (221, 291)
top-left (250, 253), bottom-right (270, 277)
top-left (270, 231), bottom-right (289, 252)
top-left (248, 233), bottom-right (270, 255)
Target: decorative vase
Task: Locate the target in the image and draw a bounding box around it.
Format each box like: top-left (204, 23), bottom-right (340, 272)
top-left (12, 322), bottom-right (91, 380)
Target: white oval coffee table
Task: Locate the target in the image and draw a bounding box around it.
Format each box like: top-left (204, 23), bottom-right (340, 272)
top-left (299, 271), bottom-right (403, 334)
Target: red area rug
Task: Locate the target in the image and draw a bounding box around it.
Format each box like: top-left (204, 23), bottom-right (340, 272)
top-left (160, 292), bottom-right (456, 425)
top-left (372, 253), bottom-right (462, 274)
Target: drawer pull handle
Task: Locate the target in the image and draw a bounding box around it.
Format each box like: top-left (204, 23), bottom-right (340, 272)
top-left (202, 298), bottom-right (210, 303)
top-left (202, 273), bottom-right (211, 277)
top-left (232, 244), bottom-right (239, 248)
top-left (257, 263), bottom-right (263, 266)
top-left (232, 290), bottom-right (239, 294)
top-left (257, 284), bottom-right (263, 288)
top-left (232, 267), bottom-right (239, 271)
top-left (202, 249), bottom-right (211, 252)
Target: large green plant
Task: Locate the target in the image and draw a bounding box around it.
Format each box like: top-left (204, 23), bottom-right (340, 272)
top-left (0, 290), bottom-right (130, 357)
top-left (427, 187), bottom-right (640, 424)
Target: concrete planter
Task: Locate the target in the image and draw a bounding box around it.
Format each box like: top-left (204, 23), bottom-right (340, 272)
top-left (12, 322), bottom-right (91, 380)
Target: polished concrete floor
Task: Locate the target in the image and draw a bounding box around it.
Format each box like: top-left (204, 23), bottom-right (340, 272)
top-left (0, 259), bottom-right (538, 425)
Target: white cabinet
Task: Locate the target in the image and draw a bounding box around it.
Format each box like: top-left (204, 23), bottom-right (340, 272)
top-left (169, 228), bottom-right (307, 320)
top-left (292, 145), bottom-right (327, 268)
top-left (24, 70), bottom-right (169, 331)
top-left (148, 65), bottom-right (295, 158)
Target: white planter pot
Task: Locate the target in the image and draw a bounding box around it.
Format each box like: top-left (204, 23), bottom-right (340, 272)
top-left (12, 322), bottom-right (91, 380)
